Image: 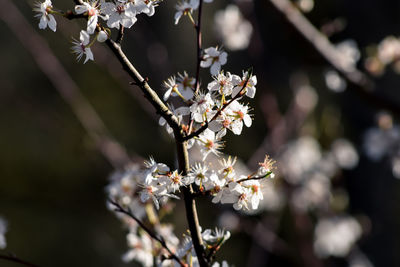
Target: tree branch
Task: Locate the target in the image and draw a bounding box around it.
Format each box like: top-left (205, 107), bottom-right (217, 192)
top-left (0, 254), bottom-right (40, 267)
top-left (105, 39), bottom-right (183, 138)
top-left (194, 0), bottom-right (204, 95)
top-left (108, 199), bottom-right (186, 267)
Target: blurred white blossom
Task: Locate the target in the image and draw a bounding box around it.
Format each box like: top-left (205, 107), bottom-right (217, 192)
top-left (0, 217), bottom-right (7, 249)
top-left (314, 216), bottom-right (362, 258)
top-left (336, 39), bottom-right (360, 71)
top-left (214, 5), bottom-right (253, 51)
top-left (324, 69), bottom-right (347, 92)
top-left (332, 139), bottom-right (359, 169)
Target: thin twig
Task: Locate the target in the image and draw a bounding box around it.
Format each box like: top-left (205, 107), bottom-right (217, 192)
top-left (194, 0), bottom-right (204, 95)
top-left (0, 254), bottom-right (40, 267)
top-left (105, 39), bottom-right (183, 138)
top-left (108, 199), bottom-right (186, 267)
top-left (116, 26), bottom-right (124, 44)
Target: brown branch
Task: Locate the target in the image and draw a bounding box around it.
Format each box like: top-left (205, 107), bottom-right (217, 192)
top-left (116, 26), bottom-right (125, 44)
top-left (1, 0), bottom-right (133, 169)
top-left (108, 199), bottom-right (186, 267)
top-left (194, 0), bottom-right (204, 95)
top-left (268, 0), bottom-right (400, 116)
top-left (105, 39), bottom-right (183, 138)
top-left (0, 254), bottom-right (40, 267)
top-left (65, 2), bottom-right (207, 265)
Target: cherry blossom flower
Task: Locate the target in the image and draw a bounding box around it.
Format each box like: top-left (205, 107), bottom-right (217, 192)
top-left (218, 156), bottom-right (237, 181)
top-left (174, 0), bottom-right (199, 25)
top-left (228, 182), bottom-right (251, 210)
top-left (34, 0), bottom-right (57, 32)
top-left (165, 170), bottom-right (185, 193)
top-left (201, 47), bottom-right (228, 76)
top-left (75, 0), bottom-right (106, 34)
top-left (162, 76), bottom-right (180, 101)
top-left (71, 30), bottom-right (94, 64)
top-left (202, 228), bottom-right (231, 245)
top-left (242, 180), bottom-right (263, 210)
top-left (227, 101), bottom-right (252, 135)
top-left (177, 71), bottom-right (195, 100)
top-left (188, 163), bottom-right (210, 187)
top-left (142, 157), bottom-right (170, 185)
top-left (257, 155), bottom-right (276, 177)
top-left (207, 71), bottom-right (241, 97)
top-left (190, 92), bottom-right (214, 123)
top-left (101, 0), bottom-right (138, 29)
top-left (123, 232), bottom-right (154, 266)
top-left (197, 128), bottom-right (224, 160)
top-left (232, 71), bottom-right (257, 98)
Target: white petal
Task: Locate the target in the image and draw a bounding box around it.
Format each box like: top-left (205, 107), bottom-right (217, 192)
top-left (38, 15), bottom-right (48, 29)
top-left (75, 5), bottom-right (88, 14)
top-left (107, 14), bottom-right (121, 29)
top-left (244, 115), bottom-right (252, 127)
top-left (80, 30), bottom-right (90, 45)
top-left (246, 87), bottom-right (256, 98)
top-left (210, 63), bottom-right (221, 76)
top-left (219, 52), bottom-right (228, 65)
top-left (87, 15), bottom-right (98, 34)
top-left (47, 14), bottom-right (57, 32)
top-left (84, 48), bottom-right (94, 63)
top-left (163, 89), bottom-right (172, 101)
top-left (200, 58), bottom-right (212, 68)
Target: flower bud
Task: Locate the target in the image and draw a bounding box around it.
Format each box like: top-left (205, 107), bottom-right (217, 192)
top-left (97, 31), bottom-right (108, 42)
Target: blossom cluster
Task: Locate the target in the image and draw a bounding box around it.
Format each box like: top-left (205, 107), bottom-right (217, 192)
top-left (106, 165), bottom-right (233, 266)
top-left (34, 0), bottom-right (160, 63)
top-left (34, 1), bottom-right (275, 266)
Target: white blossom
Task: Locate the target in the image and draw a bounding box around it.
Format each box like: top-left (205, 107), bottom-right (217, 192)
top-left (101, 0), bottom-right (138, 29)
top-left (214, 5), bottom-right (253, 51)
top-left (123, 232), bottom-right (154, 266)
top-left (207, 71), bottom-right (240, 97)
top-left (174, 0), bottom-right (199, 25)
top-left (34, 0), bottom-right (57, 32)
top-left (71, 30), bottom-right (94, 64)
top-left (190, 92), bottom-right (214, 123)
top-left (232, 71), bottom-right (257, 98)
top-left (75, 0), bottom-right (106, 34)
top-left (177, 72), bottom-right (195, 100)
top-left (197, 128), bottom-right (224, 160)
top-left (201, 47), bottom-right (228, 76)
top-left (314, 216), bottom-right (362, 258)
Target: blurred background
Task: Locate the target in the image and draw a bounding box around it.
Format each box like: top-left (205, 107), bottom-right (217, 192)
top-left (1, 0), bottom-right (400, 266)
